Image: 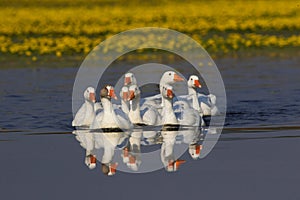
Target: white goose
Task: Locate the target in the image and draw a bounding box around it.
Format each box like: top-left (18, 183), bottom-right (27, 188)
top-left (159, 71), bottom-right (184, 94)
top-left (120, 72), bottom-right (137, 114)
top-left (187, 75), bottom-right (219, 116)
top-left (120, 86), bottom-right (129, 115)
top-left (160, 85), bottom-right (178, 125)
top-left (124, 72), bottom-right (137, 86)
top-left (161, 85), bottom-right (200, 126)
top-left (73, 129), bottom-right (97, 169)
top-left (160, 130), bottom-right (186, 172)
top-left (127, 84), bottom-right (162, 126)
top-left (143, 71), bottom-right (184, 106)
top-left (72, 87), bottom-right (96, 127)
top-left (122, 130), bottom-right (142, 171)
top-left (94, 132), bottom-right (126, 176)
top-left (90, 85), bottom-right (132, 130)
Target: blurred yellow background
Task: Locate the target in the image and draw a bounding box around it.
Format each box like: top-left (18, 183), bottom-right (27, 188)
top-left (1, 0), bottom-right (300, 60)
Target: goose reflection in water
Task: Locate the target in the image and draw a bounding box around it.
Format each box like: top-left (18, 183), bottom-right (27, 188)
top-left (122, 129), bottom-right (142, 171)
top-left (175, 126), bottom-right (204, 160)
top-left (73, 125), bottom-right (207, 175)
top-left (160, 129), bottom-right (184, 172)
top-left (73, 129), bottom-right (129, 176)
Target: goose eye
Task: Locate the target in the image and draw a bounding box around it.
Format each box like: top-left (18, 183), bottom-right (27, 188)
top-left (191, 78), bottom-right (193, 81)
top-left (169, 73), bottom-right (172, 76)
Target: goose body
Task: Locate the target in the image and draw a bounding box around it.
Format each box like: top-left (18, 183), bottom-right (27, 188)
top-left (120, 86), bottom-right (130, 115)
top-left (72, 87), bottom-right (96, 127)
top-left (90, 85), bottom-right (132, 130)
top-left (120, 72), bottom-right (137, 114)
top-left (197, 93), bottom-right (218, 116)
top-left (161, 85), bottom-right (200, 126)
top-left (187, 75), bottom-right (219, 116)
top-left (127, 84), bottom-right (162, 126)
top-left (143, 71), bottom-right (184, 107)
top-left (160, 130), bottom-right (186, 172)
top-left (122, 130), bottom-right (142, 171)
top-left (73, 129), bottom-right (97, 169)
top-left (160, 85), bottom-right (178, 125)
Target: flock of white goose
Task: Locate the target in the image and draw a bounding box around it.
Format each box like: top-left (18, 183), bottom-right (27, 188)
top-left (72, 71), bottom-right (218, 129)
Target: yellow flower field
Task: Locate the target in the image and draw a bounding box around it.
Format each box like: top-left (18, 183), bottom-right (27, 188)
top-left (0, 0), bottom-right (300, 59)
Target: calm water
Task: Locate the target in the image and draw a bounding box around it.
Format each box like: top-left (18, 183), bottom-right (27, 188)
top-left (1, 56), bottom-right (299, 131)
top-left (1, 56), bottom-right (300, 200)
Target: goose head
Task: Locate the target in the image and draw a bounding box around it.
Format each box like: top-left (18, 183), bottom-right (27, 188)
top-left (162, 85), bottom-right (174, 99)
top-left (100, 85), bottom-right (117, 100)
top-left (120, 86), bottom-right (129, 101)
top-left (128, 84), bottom-right (141, 101)
top-left (166, 159), bottom-right (186, 172)
top-left (160, 71), bottom-right (184, 85)
top-left (101, 163), bottom-right (118, 176)
top-left (84, 87), bottom-right (96, 103)
top-left (124, 72), bottom-right (137, 86)
top-left (188, 75), bottom-right (202, 88)
top-left (189, 144), bottom-right (202, 160)
top-left (85, 154), bottom-right (97, 169)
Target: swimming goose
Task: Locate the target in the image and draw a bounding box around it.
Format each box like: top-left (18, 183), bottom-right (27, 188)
top-left (187, 75), bottom-right (219, 116)
top-left (72, 87), bottom-right (96, 127)
top-left (159, 71), bottom-right (184, 91)
top-left (120, 86), bottom-right (130, 115)
top-left (143, 71), bottom-right (184, 106)
top-left (127, 84), bottom-right (162, 126)
top-left (119, 72), bottom-right (138, 113)
top-left (160, 85), bottom-right (178, 125)
top-left (161, 85), bottom-right (200, 126)
top-left (122, 130), bottom-right (142, 171)
top-left (90, 85), bottom-right (132, 130)
top-left (94, 131), bottom-right (126, 176)
top-left (73, 129), bottom-right (97, 169)
top-left (160, 130), bottom-right (186, 172)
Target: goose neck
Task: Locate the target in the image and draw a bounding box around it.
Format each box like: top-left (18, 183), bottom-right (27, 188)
top-left (128, 95), bottom-right (143, 124)
top-left (85, 100), bottom-right (95, 113)
top-left (162, 96), bottom-right (177, 124)
top-left (101, 98), bottom-right (114, 114)
top-left (188, 87), bottom-right (200, 112)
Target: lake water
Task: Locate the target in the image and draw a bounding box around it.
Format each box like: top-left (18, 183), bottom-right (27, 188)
top-left (1, 56), bottom-right (299, 130)
top-left (0, 56), bottom-right (300, 199)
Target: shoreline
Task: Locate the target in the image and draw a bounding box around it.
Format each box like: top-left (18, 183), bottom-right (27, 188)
top-left (1, 48), bottom-right (300, 69)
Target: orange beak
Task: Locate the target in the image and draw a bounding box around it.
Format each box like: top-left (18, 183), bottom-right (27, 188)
top-left (167, 89), bottom-right (173, 98)
top-left (109, 163), bottom-right (118, 175)
top-left (124, 77), bottom-right (131, 85)
top-left (110, 89), bottom-right (117, 100)
top-left (128, 90), bottom-right (135, 100)
top-left (173, 73), bottom-right (184, 82)
top-left (174, 160), bottom-right (186, 169)
top-left (89, 93), bottom-right (96, 103)
top-left (196, 145), bottom-right (202, 155)
top-left (194, 80), bottom-right (201, 88)
top-left (90, 155), bottom-right (97, 164)
top-left (122, 91), bottom-right (128, 101)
